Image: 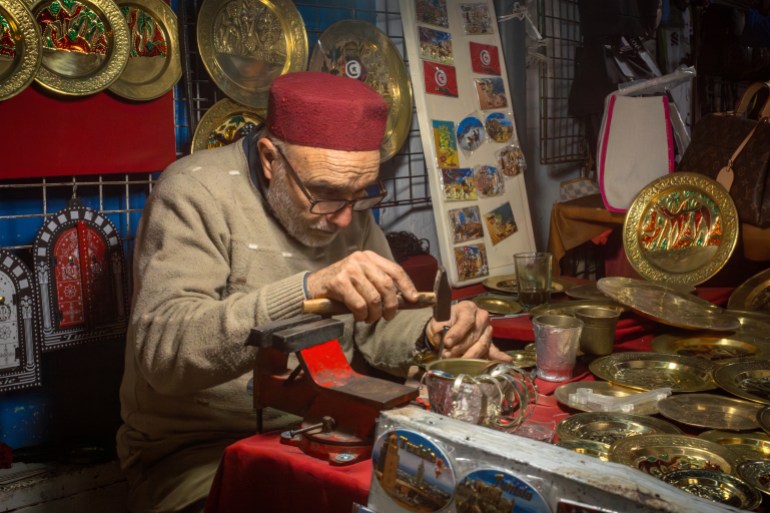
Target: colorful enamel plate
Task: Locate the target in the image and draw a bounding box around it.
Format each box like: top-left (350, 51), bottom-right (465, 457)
top-left (0, 0), bottom-right (41, 101)
top-left (191, 97), bottom-right (266, 153)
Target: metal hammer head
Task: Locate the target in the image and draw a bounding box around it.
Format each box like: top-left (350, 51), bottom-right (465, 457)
top-left (433, 266), bottom-right (451, 322)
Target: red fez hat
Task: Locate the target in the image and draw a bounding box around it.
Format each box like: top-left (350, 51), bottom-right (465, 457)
top-left (267, 71), bottom-right (388, 152)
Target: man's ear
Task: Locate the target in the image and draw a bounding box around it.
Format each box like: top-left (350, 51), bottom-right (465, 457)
top-left (257, 138), bottom-right (279, 183)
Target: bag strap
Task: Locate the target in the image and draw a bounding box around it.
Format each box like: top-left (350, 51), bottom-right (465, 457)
top-left (735, 81), bottom-right (770, 117)
top-left (717, 117), bottom-right (769, 191)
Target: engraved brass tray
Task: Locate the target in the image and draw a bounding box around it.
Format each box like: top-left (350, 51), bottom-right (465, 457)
top-left (308, 19), bottom-right (412, 162)
top-left (699, 429), bottom-right (770, 462)
top-left (197, 0), bottom-right (307, 109)
top-left (657, 393), bottom-right (763, 431)
top-left (555, 439), bottom-right (610, 461)
top-left (714, 359), bottom-right (770, 406)
top-left (731, 309), bottom-right (770, 340)
top-left (0, 0), bottom-right (41, 101)
top-left (482, 273), bottom-right (565, 295)
top-left (556, 411), bottom-right (681, 446)
top-left (608, 434), bottom-right (741, 478)
top-left (529, 299), bottom-right (624, 318)
top-left (589, 352), bottom-right (717, 393)
top-left (650, 332), bottom-right (770, 362)
top-left (471, 293), bottom-right (521, 316)
top-left (191, 97), bottom-right (266, 153)
top-left (28, 0), bottom-right (130, 96)
top-left (737, 460), bottom-right (770, 496)
top-left (728, 268), bottom-right (770, 313)
top-left (623, 172), bottom-right (739, 286)
top-left (661, 469), bottom-right (762, 510)
top-left (109, 0), bottom-right (181, 100)
top-left (597, 277), bottom-right (740, 331)
top-left (554, 381), bottom-right (662, 415)
top-left (565, 281), bottom-right (694, 301)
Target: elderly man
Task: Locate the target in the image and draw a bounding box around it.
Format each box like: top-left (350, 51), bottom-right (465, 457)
top-left (117, 71), bottom-right (509, 513)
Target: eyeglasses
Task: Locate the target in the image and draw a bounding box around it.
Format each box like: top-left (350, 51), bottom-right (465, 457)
top-left (274, 144), bottom-right (387, 214)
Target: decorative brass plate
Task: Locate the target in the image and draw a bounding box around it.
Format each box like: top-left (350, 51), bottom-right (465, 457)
top-left (731, 309), bottom-right (770, 340)
top-left (758, 406), bottom-right (770, 436)
top-left (471, 293), bottom-right (521, 316)
top-left (0, 0), bottom-right (41, 101)
top-left (650, 333), bottom-right (769, 362)
top-left (597, 276), bottom-right (740, 331)
top-left (623, 172), bottom-right (739, 286)
top-left (608, 434), bottom-right (741, 478)
top-left (191, 97), bottom-right (266, 153)
top-left (308, 19), bottom-right (412, 162)
top-left (714, 359), bottom-right (770, 406)
top-left (728, 268), bottom-right (770, 313)
top-left (737, 460), bottom-right (770, 496)
top-left (482, 273), bottom-right (565, 295)
top-left (699, 429), bottom-right (770, 462)
top-left (109, 0), bottom-right (180, 100)
top-left (504, 349), bottom-right (535, 369)
top-left (589, 352), bottom-right (717, 393)
top-left (555, 439), bottom-right (610, 461)
top-left (556, 411), bottom-right (681, 446)
top-left (529, 299), bottom-right (624, 318)
top-left (28, 0), bottom-right (130, 96)
top-left (661, 469), bottom-right (762, 510)
top-left (564, 283), bottom-right (606, 300)
top-left (657, 393), bottom-right (763, 431)
top-left (554, 381), bottom-right (662, 415)
top-left (196, 0), bottom-right (307, 110)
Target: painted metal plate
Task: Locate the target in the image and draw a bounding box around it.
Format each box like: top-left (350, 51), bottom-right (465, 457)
top-left (471, 293), bottom-right (521, 316)
top-left (109, 0), bottom-right (180, 100)
top-left (714, 359), bottom-right (770, 406)
top-left (597, 276), bottom-right (740, 331)
top-left (589, 351), bottom-right (717, 393)
top-left (456, 468), bottom-right (550, 513)
top-left (661, 469), bottom-right (762, 510)
top-left (657, 393), bottom-right (763, 431)
top-left (191, 97), bottom-right (265, 153)
top-left (554, 381), bottom-right (662, 415)
top-left (556, 411), bottom-right (681, 446)
top-left (0, 0), bottom-right (41, 100)
top-left (196, 0), bottom-right (307, 110)
top-left (555, 439), bottom-right (610, 461)
top-left (28, 0), bottom-right (130, 96)
top-left (482, 273), bottom-right (566, 295)
top-left (308, 19), bottom-right (412, 163)
top-left (608, 434), bottom-right (741, 478)
top-left (728, 268), bottom-right (770, 313)
top-left (699, 429), bottom-right (770, 462)
top-left (623, 172), bottom-right (739, 286)
top-left (650, 332), bottom-right (770, 362)
top-left (737, 460), bottom-right (770, 496)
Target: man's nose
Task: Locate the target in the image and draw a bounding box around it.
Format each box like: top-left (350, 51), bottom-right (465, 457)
top-left (327, 204), bottom-right (354, 228)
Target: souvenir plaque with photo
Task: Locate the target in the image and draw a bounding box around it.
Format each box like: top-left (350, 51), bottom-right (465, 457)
top-left (423, 60), bottom-right (458, 97)
top-left (454, 243), bottom-right (489, 280)
top-left (456, 468), bottom-right (551, 513)
top-left (469, 41), bottom-right (500, 75)
top-left (456, 115), bottom-right (484, 153)
top-left (448, 206), bottom-right (483, 243)
top-left (441, 167), bottom-right (477, 201)
top-left (483, 202), bottom-right (517, 246)
top-left (459, 2), bottom-right (494, 34)
top-left (416, 0), bottom-right (449, 28)
top-left (497, 144), bottom-right (526, 177)
top-left (475, 77), bottom-right (507, 110)
top-left (432, 119), bottom-right (459, 168)
top-left (474, 164), bottom-right (503, 197)
top-left (418, 26), bottom-right (453, 64)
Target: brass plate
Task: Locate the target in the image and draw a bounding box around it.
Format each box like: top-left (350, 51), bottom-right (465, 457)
top-left (738, 460), bottom-right (770, 496)
top-left (623, 172), bottom-right (739, 286)
top-left (109, 0), bottom-right (180, 100)
top-left (556, 411), bottom-right (681, 446)
top-left (608, 434), bottom-right (741, 478)
top-left (28, 0), bottom-right (130, 96)
top-left (564, 283), bottom-right (606, 300)
top-left (597, 276), bottom-right (740, 331)
top-left (196, 0), bottom-right (307, 110)
top-left (0, 0), bottom-right (41, 100)
top-left (728, 268), bottom-right (770, 313)
top-left (699, 429), bottom-right (770, 462)
top-left (650, 333), bottom-right (770, 362)
top-left (554, 381), bottom-right (662, 415)
top-left (589, 352), bottom-right (717, 393)
top-left (504, 349), bottom-right (535, 369)
top-left (758, 406), bottom-right (770, 436)
top-left (714, 359), bottom-right (770, 406)
top-left (471, 293), bottom-right (521, 316)
top-left (661, 469), bottom-right (762, 510)
top-left (731, 309), bottom-right (770, 340)
top-left (191, 97), bottom-right (266, 153)
top-left (657, 393), bottom-right (763, 431)
top-left (482, 273), bottom-right (565, 295)
top-left (529, 299), bottom-right (624, 318)
top-left (308, 19), bottom-right (412, 162)
top-left (555, 439), bottom-right (609, 461)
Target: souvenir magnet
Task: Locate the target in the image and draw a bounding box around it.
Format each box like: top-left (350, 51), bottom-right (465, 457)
top-left (475, 77), bottom-right (507, 110)
top-left (459, 2), bottom-right (494, 35)
top-left (498, 144), bottom-right (527, 177)
top-left (454, 243), bottom-right (489, 281)
top-left (457, 116), bottom-right (485, 153)
top-left (485, 111), bottom-right (514, 143)
top-left (442, 168), bottom-right (477, 201)
top-left (424, 60), bottom-right (458, 97)
top-left (456, 468), bottom-right (551, 513)
top-left (449, 206), bottom-right (484, 244)
top-left (475, 165), bottom-right (504, 197)
top-left (418, 26), bottom-right (453, 64)
top-left (469, 41), bottom-right (501, 75)
top-left (416, 0), bottom-right (449, 28)
top-left (432, 119), bottom-right (459, 168)
top-left (484, 202), bottom-right (518, 245)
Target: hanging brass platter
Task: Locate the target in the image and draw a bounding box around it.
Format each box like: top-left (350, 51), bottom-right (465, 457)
top-left (28, 0), bottom-right (130, 96)
top-left (661, 469), bottom-right (762, 510)
top-left (108, 0), bottom-right (181, 100)
top-left (699, 429), bottom-right (770, 462)
top-left (554, 381), bottom-right (662, 415)
top-left (728, 268), bottom-right (770, 313)
top-left (191, 97), bottom-right (266, 153)
top-left (196, 0), bottom-right (307, 110)
top-left (308, 19), bottom-right (412, 162)
top-left (471, 293), bottom-right (521, 316)
top-left (555, 439), bottom-right (610, 461)
top-left (556, 411), bottom-right (681, 446)
top-left (657, 393), bottom-right (763, 431)
top-left (738, 460), bottom-right (770, 496)
top-left (623, 173), bottom-right (739, 286)
top-left (0, 0), bottom-right (41, 101)
top-left (714, 359), bottom-right (770, 406)
top-left (650, 332), bottom-right (770, 362)
top-left (589, 351), bottom-right (717, 393)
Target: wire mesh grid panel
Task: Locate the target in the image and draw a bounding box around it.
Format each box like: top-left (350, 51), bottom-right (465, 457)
top-left (537, 0), bottom-right (586, 165)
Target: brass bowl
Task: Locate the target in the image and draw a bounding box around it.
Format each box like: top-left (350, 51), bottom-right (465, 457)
top-left (425, 358), bottom-right (495, 377)
top-left (661, 469), bottom-right (762, 510)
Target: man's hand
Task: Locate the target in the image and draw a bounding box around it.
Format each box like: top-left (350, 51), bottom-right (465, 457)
top-left (306, 250), bottom-right (420, 323)
top-left (425, 301), bottom-right (512, 361)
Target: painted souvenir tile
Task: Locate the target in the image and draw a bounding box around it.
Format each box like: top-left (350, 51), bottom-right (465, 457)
top-left (419, 26), bottom-right (453, 64)
top-left (475, 77), bottom-right (507, 110)
top-left (456, 468), bottom-right (551, 513)
top-left (416, 0), bottom-right (449, 28)
top-left (459, 3), bottom-right (494, 34)
top-left (485, 111), bottom-right (514, 143)
top-left (457, 116), bottom-right (485, 153)
top-left (469, 41), bottom-right (501, 75)
top-left (454, 243), bottom-right (489, 281)
top-left (497, 144), bottom-right (527, 177)
top-left (484, 202), bottom-right (518, 246)
top-left (449, 206), bottom-right (484, 244)
top-left (432, 120), bottom-right (459, 168)
top-left (441, 168), bottom-right (477, 201)
top-left (475, 165), bottom-right (504, 197)
top-left (424, 61), bottom-right (458, 97)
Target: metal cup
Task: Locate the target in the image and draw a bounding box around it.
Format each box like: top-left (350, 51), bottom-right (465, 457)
top-left (532, 314), bottom-right (583, 382)
top-left (514, 252), bottom-right (553, 309)
top-left (574, 306), bottom-right (622, 356)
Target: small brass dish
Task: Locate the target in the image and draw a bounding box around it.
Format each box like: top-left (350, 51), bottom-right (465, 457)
top-left (556, 411), bottom-right (681, 446)
top-left (714, 359), bottom-right (770, 406)
top-left (471, 293), bottom-right (522, 316)
top-left (698, 430), bottom-right (770, 462)
top-left (589, 352), bottom-right (717, 393)
top-left (737, 460), bottom-right (770, 496)
top-left (555, 439), bottom-right (610, 461)
top-left (554, 381), bottom-right (662, 415)
top-left (482, 273), bottom-right (566, 295)
top-left (657, 393), bottom-right (762, 431)
top-left (504, 350), bottom-right (536, 369)
top-left (651, 332), bottom-right (769, 362)
top-left (529, 299), bottom-right (624, 318)
top-left (661, 469), bottom-right (762, 510)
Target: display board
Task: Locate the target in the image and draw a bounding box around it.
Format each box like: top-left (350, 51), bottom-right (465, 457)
top-left (399, 0), bottom-right (536, 286)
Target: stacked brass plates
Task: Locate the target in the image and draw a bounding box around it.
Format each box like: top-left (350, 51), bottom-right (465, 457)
top-left (529, 299), bottom-right (624, 318)
top-left (28, 0), bottom-right (130, 96)
top-left (731, 309), bottom-right (770, 340)
top-left (623, 172), bottom-right (739, 286)
top-left (191, 98), bottom-right (266, 152)
top-left (308, 20), bottom-right (411, 162)
top-left (109, 0), bottom-right (180, 100)
top-left (0, 0), bottom-right (41, 101)
top-left (699, 430), bottom-right (770, 462)
top-left (759, 406), bottom-right (770, 435)
top-left (650, 332), bottom-right (770, 362)
top-left (554, 381), bottom-right (663, 415)
top-left (483, 273), bottom-right (566, 295)
top-left (728, 268), bottom-right (770, 313)
top-left (471, 293), bottom-right (521, 316)
top-left (657, 393), bottom-right (763, 431)
top-left (197, 0), bottom-right (307, 110)
top-left (590, 352), bottom-right (717, 393)
top-left (564, 282), bottom-right (606, 300)
top-left (597, 276), bottom-right (740, 331)
top-left (556, 411), bottom-right (681, 446)
top-left (608, 434), bottom-right (740, 478)
top-left (714, 360), bottom-right (770, 405)
top-left (738, 460), bottom-right (770, 495)
top-left (661, 469), bottom-right (762, 510)
top-left (555, 439), bottom-right (609, 461)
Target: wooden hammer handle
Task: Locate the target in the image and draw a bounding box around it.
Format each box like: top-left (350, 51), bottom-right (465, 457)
top-left (302, 292), bottom-right (436, 316)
